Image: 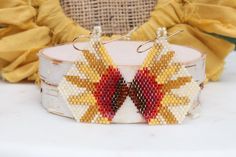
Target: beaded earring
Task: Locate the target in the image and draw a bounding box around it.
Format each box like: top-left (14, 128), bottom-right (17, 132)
top-left (58, 26), bottom-right (129, 124)
top-left (129, 28), bottom-right (200, 125)
top-left (58, 27), bottom-right (200, 125)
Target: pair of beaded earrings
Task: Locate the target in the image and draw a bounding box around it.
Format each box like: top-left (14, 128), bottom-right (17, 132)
top-left (58, 26), bottom-right (200, 125)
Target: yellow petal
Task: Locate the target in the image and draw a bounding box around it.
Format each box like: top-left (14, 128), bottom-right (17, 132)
top-left (80, 106), bottom-right (99, 123)
top-left (159, 106), bottom-right (178, 124)
top-left (156, 63), bottom-right (181, 84)
top-left (161, 94), bottom-right (189, 106)
top-left (68, 93), bottom-right (97, 105)
top-left (76, 62), bottom-right (100, 82)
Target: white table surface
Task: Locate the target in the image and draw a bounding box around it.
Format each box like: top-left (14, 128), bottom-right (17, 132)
top-left (0, 52), bottom-right (236, 157)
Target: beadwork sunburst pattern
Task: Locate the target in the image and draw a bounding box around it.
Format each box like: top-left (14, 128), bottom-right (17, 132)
top-left (58, 28), bottom-right (200, 125)
top-left (59, 40), bottom-right (129, 124)
top-left (129, 39), bottom-right (200, 125)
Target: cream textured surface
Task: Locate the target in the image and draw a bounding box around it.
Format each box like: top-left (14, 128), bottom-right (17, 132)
top-left (0, 53), bottom-right (236, 156)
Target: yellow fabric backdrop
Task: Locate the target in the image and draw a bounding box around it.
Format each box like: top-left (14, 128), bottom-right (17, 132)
top-left (0, 0), bottom-right (236, 82)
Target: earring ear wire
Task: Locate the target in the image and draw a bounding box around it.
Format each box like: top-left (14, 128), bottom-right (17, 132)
top-left (136, 28), bottom-right (184, 53)
top-left (72, 34), bottom-right (91, 51)
top-left (102, 27), bottom-right (137, 44)
top-left (73, 27), bottom-right (184, 53)
top-left (168, 30), bottom-right (184, 39)
top-left (73, 26), bottom-right (137, 51)
top-left (73, 26), bottom-right (102, 51)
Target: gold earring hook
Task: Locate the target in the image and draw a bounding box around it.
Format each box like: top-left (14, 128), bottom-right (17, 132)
top-left (136, 40), bottom-right (155, 54)
top-left (73, 26), bottom-right (102, 51)
top-left (72, 34), bottom-right (91, 51)
top-left (168, 30), bottom-right (184, 39)
top-left (73, 26), bottom-right (137, 51)
top-left (102, 27), bottom-right (137, 44)
top-left (136, 29), bottom-right (184, 53)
